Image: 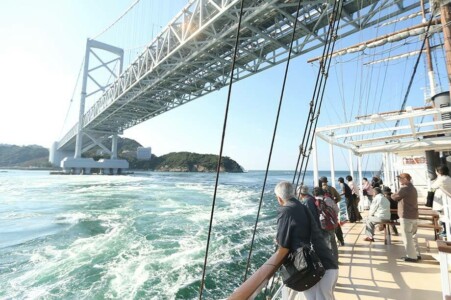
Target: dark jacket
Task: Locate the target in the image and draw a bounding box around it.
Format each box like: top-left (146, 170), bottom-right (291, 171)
top-left (277, 198), bottom-right (338, 270)
top-left (301, 194), bottom-right (321, 229)
top-left (385, 193), bottom-right (399, 220)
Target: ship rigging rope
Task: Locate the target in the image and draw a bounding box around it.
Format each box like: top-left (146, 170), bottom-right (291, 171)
top-left (392, 5), bottom-right (436, 135)
top-left (198, 1), bottom-right (245, 298)
top-left (435, 25), bottom-right (445, 88)
top-left (242, 0), bottom-right (305, 282)
top-left (294, 0), bottom-right (344, 188)
top-left (241, 0), bottom-right (343, 292)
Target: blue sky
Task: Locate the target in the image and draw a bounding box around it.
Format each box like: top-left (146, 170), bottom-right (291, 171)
top-left (0, 0), bottom-right (445, 171)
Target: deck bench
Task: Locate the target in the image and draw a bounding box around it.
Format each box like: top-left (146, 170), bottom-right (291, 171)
top-left (376, 220), bottom-right (442, 245)
top-left (376, 220), bottom-right (400, 245)
top-left (417, 222), bottom-right (442, 240)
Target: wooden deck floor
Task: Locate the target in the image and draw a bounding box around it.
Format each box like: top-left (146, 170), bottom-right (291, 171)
top-left (335, 218), bottom-right (443, 300)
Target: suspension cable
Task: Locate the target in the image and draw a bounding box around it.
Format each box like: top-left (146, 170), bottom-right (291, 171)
top-left (243, 0), bottom-right (304, 281)
top-left (92, 0), bottom-right (141, 40)
top-left (59, 57), bottom-right (85, 139)
top-left (198, 1), bottom-right (245, 298)
top-left (294, 0), bottom-right (344, 188)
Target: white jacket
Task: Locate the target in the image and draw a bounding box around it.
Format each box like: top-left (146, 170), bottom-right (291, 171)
top-left (432, 175), bottom-right (451, 220)
top-left (431, 175), bottom-right (451, 194)
top-left (369, 193), bottom-right (391, 220)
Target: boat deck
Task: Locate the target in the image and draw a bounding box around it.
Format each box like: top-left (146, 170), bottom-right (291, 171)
top-left (336, 215), bottom-right (443, 300)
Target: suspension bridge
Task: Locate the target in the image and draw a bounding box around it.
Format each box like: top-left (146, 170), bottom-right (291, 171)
top-left (49, 0), bottom-right (422, 174)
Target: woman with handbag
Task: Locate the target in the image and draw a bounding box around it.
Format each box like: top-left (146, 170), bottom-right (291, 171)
top-left (275, 181), bottom-right (339, 300)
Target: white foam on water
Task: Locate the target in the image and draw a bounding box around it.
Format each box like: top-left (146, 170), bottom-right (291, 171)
top-left (175, 182), bottom-right (214, 195)
top-left (5, 214), bottom-right (129, 298)
top-left (2, 212), bottom-right (41, 220)
top-left (102, 239), bottom-right (152, 299)
top-left (1, 171), bottom-right (284, 299)
top-left (53, 212), bottom-right (90, 225)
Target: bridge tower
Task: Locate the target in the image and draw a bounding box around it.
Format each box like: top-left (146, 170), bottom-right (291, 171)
top-left (53, 39), bottom-right (129, 174)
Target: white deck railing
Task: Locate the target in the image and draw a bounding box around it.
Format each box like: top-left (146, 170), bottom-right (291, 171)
top-left (437, 188), bottom-right (451, 300)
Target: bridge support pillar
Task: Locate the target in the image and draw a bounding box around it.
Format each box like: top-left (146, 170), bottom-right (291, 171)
top-left (112, 134), bottom-right (118, 159)
top-left (73, 38), bottom-right (124, 160)
top-left (60, 157), bottom-right (129, 175)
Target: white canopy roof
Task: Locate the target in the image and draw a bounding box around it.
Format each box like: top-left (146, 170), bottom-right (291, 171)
top-left (315, 105), bottom-right (451, 156)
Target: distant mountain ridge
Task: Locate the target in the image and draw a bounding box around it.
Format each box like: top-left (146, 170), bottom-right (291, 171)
top-left (0, 140), bottom-right (244, 172)
top-left (0, 144), bottom-right (51, 168)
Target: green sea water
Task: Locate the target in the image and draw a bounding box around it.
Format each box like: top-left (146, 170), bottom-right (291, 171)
top-left (0, 170), bottom-right (366, 299)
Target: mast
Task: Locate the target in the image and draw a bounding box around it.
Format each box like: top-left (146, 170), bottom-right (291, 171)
top-left (439, 0), bottom-right (451, 92)
top-left (421, 0), bottom-right (436, 96)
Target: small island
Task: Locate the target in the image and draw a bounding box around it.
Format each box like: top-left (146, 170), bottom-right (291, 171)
top-left (0, 139), bottom-right (244, 173)
top-left (142, 152), bottom-right (243, 172)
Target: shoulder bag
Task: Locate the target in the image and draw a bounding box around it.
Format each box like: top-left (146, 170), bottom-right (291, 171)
top-left (280, 243), bottom-right (325, 291)
top-left (279, 204), bottom-right (325, 291)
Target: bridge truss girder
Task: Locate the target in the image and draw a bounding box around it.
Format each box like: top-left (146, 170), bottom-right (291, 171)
top-left (58, 0), bottom-right (421, 151)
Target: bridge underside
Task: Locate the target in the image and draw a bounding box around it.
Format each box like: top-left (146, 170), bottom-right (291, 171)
top-left (58, 0), bottom-right (421, 153)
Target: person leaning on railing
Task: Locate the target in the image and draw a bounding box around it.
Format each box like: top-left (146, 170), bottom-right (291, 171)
top-left (275, 181), bottom-right (338, 300)
top-left (320, 177), bottom-right (345, 247)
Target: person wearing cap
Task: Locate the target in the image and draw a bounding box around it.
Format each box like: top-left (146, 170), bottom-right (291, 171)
top-left (320, 176), bottom-right (341, 203)
top-left (297, 185), bottom-right (321, 230)
top-left (312, 187), bottom-right (340, 264)
top-left (320, 176), bottom-right (345, 246)
top-left (363, 187), bottom-right (391, 242)
top-left (391, 173), bottom-right (420, 262)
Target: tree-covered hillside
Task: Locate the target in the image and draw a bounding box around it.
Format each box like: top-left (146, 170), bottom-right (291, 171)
top-left (146, 152), bottom-right (243, 172)
top-left (0, 144), bottom-right (51, 168)
top-left (0, 141), bottom-right (243, 172)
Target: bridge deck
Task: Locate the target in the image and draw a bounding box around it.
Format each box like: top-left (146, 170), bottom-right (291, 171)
top-left (57, 0), bottom-right (421, 153)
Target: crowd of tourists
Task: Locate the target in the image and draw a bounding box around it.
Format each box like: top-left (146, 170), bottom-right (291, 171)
top-left (273, 165), bottom-right (451, 300)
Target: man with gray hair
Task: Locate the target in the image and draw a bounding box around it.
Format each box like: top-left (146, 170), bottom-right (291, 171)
top-left (275, 181), bottom-right (338, 299)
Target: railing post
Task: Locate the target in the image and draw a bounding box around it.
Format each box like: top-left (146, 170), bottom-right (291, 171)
top-left (437, 240), bottom-right (451, 300)
top-left (329, 143), bottom-right (336, 188)
top-left (358, 155), bottom-right (364, 201)
top-left (348, 149), bottom-right (354, 180)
